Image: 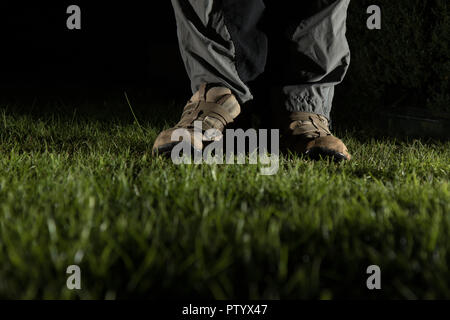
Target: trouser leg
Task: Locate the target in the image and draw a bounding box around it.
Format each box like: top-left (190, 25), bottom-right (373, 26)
top-left (171, 0), bottom-right (350, 120)
top-left (267, 0), bottom-right (351, 119)
top-left (170, 0), bottom-right (268, 104)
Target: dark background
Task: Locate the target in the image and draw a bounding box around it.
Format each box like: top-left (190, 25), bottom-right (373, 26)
top-left (0, 1), bottom-right (185, 89)
top-left (0, 1), bottom-right (448, 132)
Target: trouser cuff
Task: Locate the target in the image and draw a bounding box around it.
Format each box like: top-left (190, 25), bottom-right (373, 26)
top-left (282, 85), bottom-right (335, 120)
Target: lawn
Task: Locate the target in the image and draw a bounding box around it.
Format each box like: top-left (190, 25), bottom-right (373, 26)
top-left (0, 94), bottom-right (449, 299)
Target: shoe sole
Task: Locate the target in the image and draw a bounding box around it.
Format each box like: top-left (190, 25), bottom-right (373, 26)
top-left (305, 147), bottom-right (349, 163)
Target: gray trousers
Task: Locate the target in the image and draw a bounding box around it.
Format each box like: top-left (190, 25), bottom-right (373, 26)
top-left (171, 0), bottom-right (351, 119)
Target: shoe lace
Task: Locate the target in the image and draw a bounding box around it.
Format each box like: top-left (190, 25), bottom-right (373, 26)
top-left (289, 113), bottom-right (332, 139)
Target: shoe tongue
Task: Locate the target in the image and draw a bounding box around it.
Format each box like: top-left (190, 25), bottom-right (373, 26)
top-left (205, 87), bottom-right (232, 102)
top-left (205, 86), bottom-right (240, 119)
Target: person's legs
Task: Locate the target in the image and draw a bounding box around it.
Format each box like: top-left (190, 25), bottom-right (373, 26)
top-left (265, 0), bottom-right (352, 160)
top-left (287, 0), bottom-right (350, 120)
top-left (170, 0), bottom-right (267, 104)
top-left (155, 0), bottom-right (352, 160)
top-left (265, 0), bottom-right (351, 119)
top-left (153, 0), bottom-right (268, 155)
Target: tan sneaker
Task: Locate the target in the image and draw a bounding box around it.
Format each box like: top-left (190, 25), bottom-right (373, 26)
top-left (152, 83), bottom-right (241, 156)
top-left (285, 111), bottom-right (351, 162)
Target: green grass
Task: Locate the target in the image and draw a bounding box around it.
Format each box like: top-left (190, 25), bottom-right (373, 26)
top-left (0, 96), bottom-right (449, 299)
